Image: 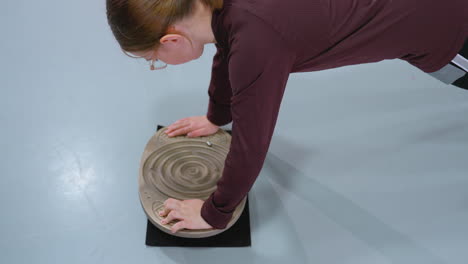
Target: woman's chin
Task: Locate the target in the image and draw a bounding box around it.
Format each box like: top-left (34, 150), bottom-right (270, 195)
top-left (173, 59), bottom-right (191, 65)
top-left (168, 53), bottom-right (202, 65)
top-left (166, 58), bottom-right (188, 65)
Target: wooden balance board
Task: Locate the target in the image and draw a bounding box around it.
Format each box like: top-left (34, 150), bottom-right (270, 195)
top-left (138, 127), bottom-right (247, 238)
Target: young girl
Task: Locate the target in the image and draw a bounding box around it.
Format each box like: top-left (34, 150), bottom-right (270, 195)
top-left (106, 0), bottom-right (468, 233)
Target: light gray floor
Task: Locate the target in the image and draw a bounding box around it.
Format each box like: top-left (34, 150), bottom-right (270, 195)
top-left (1, 1), bottom-right (467, 264)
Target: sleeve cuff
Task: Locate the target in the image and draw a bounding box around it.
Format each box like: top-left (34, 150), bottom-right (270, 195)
top-left (207, 100), bottom-right (232, 126)
top-left (201, 194), bottom-right (234, 229)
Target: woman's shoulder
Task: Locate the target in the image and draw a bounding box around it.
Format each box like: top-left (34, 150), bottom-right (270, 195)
top-left (216, 0), bottom-right (329, 53)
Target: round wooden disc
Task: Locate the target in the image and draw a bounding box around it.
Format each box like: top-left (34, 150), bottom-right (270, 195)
top-left (138, 127), bottom-right (246, 238)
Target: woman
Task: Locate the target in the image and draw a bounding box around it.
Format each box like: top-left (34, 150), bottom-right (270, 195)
top-left (106, 0), bottom-right (468, 233)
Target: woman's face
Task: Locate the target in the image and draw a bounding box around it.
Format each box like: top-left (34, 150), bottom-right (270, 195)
top-left (133, 33), bottom-right (204, 68)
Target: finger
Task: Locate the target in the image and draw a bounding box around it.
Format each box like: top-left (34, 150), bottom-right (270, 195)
top-left (167, 125), bottom-right (192, 137)
top-left (166, 121), bottom-right (187, 133)
top-left (166, 122), bottom-right (188, 134)
top-left (166, 119), bottom-right (186, 130)
top-left (162, 211), bottom-right (182, 225)
top-left (187, 128), bottom-right (206, 138)
top-left (161, 199), bottom-right (180, 215)
top-left (172, 118), bottom-right (189, 126)
top-left (164, 198), bottom-right (181, 210)
top-left (163, 198), bottom-right (181, 216)
top-left (171, 221), bottom-right (187, 233)
top-left (159, 206), bottom-right (171, 217)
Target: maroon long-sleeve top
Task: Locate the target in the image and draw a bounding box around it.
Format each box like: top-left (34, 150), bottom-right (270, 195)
top-left (200, 0), bottom-right (468, 228)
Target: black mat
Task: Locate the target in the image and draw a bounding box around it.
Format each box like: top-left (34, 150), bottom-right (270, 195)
top-left (144, 125), bottom-right (251, 247)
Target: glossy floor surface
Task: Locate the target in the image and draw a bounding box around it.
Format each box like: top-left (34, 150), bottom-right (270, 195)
top-left (1, 1), bottom-right (467, 264)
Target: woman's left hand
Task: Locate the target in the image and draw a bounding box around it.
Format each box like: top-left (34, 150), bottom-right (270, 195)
top-left (159, 198), bottom-right (214, 233)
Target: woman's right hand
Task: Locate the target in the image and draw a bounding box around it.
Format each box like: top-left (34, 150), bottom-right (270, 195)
top-left (165, 115), bottom-right (219, 138)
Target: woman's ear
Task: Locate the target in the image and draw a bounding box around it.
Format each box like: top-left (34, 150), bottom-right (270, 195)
top-left (160, 34), bottom-right (182, 44)
top-left (157, 31), bottom-right (196, 64)
top-left (159, 33), bottom-right (193, 55)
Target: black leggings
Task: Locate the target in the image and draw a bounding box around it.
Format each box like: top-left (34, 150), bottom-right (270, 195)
top-left (451, 39), bottom-right (468, 89)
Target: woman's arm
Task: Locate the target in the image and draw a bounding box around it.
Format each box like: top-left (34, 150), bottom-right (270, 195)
top-left (206, 43), bottom-right (233, 126)
top-left (201, 6), bottom-right (297, 229)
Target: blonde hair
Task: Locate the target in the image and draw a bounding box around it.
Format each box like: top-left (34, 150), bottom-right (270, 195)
top-left (106, 0), bottom-right (223, 52)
